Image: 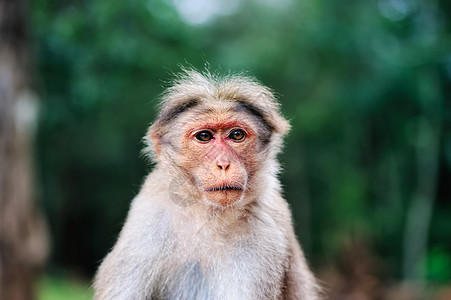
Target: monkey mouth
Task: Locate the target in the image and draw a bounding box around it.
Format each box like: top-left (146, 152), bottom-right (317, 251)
top-left (206, 185), bottom-right (243, 192)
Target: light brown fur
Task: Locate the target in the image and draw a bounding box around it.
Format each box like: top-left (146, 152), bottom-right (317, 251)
top-left (93, 70), bottom-right (320, 299)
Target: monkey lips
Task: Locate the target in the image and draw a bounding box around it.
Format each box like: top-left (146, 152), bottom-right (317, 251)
top-left (204, 184), bottom-right (244, 206)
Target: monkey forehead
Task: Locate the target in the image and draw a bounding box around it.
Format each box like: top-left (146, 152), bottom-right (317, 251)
top-left (177, 104), bottom-right (259, 131)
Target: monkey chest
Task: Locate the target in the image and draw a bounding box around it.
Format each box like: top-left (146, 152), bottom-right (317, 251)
top-left (152, 239), bottom-right (288, 300)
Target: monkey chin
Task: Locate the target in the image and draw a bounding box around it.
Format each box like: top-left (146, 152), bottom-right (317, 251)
top-left (204, 189), bottom-right (244, 207)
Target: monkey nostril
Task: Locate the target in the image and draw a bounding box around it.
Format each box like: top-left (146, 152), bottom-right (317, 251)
top-left (216, 161), bottom-right (230, 171)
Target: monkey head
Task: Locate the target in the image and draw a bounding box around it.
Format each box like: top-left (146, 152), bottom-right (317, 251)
top-left (146, 71), bottom-right (290, 207)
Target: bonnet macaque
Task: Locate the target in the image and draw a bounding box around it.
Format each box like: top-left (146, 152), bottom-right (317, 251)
top-left (94, 70), bottom-right (320, 299)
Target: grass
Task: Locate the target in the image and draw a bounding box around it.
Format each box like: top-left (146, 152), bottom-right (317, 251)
top-left (38, 275), bottom-right (92, 300)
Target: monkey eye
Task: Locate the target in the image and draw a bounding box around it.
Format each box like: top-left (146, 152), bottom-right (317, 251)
top-left (228, 129), bottom-right (246, 141)
top-left (195, 130), bottom-right (214, 142)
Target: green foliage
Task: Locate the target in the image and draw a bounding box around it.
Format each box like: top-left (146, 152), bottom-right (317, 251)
top-left (426, 247), bottom-right (451, 282)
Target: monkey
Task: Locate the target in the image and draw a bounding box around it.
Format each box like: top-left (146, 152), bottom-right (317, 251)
top-left (93, 70), bottom-right (320, 300)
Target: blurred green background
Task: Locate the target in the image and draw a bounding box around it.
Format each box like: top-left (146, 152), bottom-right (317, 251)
top-left (28, 0), bottom-right (451, 298)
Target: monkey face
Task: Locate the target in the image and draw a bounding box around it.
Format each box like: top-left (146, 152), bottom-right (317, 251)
top-left (177, 109), bottom-right (260, 207)
top-left (147, 72), bottom-right (291, 208)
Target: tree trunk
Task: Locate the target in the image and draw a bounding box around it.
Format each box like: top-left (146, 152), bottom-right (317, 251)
top-left (402, 69), bottom-right (442, 288)
top-left (402, 115), bottom-right (439, 296)
top-left (0, 0), bottom-right (48, 299)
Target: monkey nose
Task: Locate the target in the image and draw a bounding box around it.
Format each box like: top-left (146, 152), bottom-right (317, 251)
top-left (216, 157), bottom-right (230, 171)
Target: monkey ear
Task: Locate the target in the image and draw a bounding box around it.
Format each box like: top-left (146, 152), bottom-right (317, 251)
top-left (145, 125), bottom-right (162, 159)
top-left (151, 134), bottom-right (162, 158)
